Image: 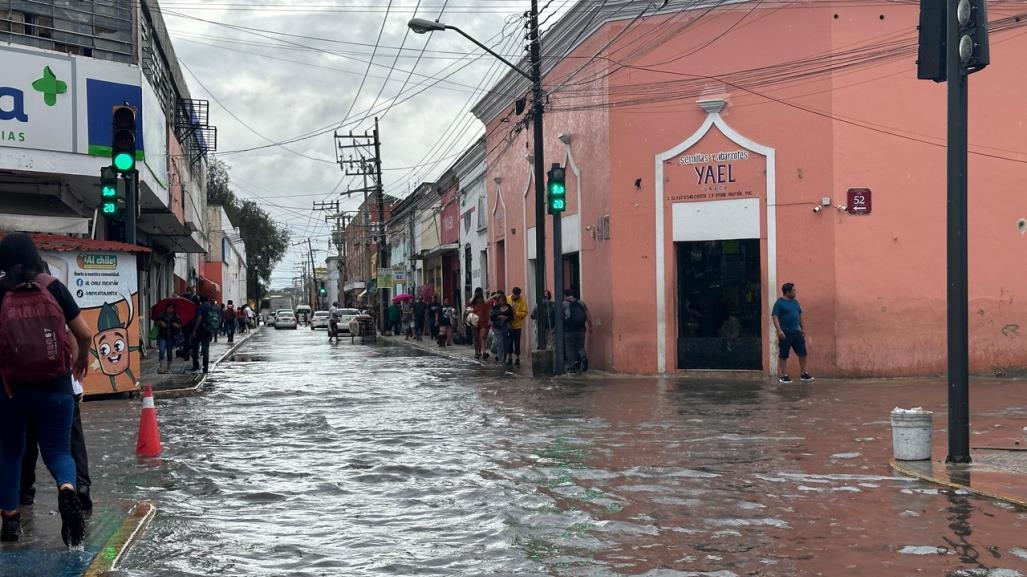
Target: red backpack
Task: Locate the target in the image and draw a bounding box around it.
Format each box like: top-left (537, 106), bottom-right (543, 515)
top-left (0, 274), bottom-right (73, 393)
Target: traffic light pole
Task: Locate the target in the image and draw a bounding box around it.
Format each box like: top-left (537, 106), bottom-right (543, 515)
top-left (125, 170), bottom-right (138, 245)
top-left (373, 117), bottom-right (387, 334)
top-left (552, 209), bottom-right (564, 374)
top-left (946, 0), bottom-right (971, 464)
top-left (529, 0), bottom-right (548, 353)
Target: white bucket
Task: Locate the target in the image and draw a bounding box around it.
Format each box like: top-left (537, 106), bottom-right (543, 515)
top-left (891, 408), bottom-right (934, 461)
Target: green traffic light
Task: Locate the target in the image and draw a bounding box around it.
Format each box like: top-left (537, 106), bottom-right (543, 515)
top-left (102, 185), bottom-right (117, 198)
top-left (548, 182), bottom-right (566, 195)
top-left (551, 198), bottom-right (566, 211)
top-left (113, 152), bottom-right (135, 172)
top-left (102, 202), bottom-right (117, 214)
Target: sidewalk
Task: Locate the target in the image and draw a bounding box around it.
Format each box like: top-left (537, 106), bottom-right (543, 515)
top-left (379, 332), bottom-right (532, 375)
top-left (892, 440), bottom-right (1027, 509)
top-left (139, 326), bottom-right (261, 397)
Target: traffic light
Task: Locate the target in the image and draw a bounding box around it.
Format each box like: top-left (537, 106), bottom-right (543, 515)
top-left (547, 163), bottom-right (566, 214)
top-left (956, 0), bottom-right (989, 73)
top-left (111, 104), bottom-right (137, 173)
top-left (319, 287), bottom-right (327, 296)
top-left (917, 0), bottom-right (989, 81)
top-left (100, 166), bottom-right (119, 217)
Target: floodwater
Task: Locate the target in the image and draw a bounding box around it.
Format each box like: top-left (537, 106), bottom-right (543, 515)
top-left (112, 329), bottom-right (1027, 576)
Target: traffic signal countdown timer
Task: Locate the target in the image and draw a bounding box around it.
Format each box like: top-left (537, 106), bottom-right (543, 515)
top-left (547, 163), bottom-right (567, 214)
top-left (100, 166), bottom-right (119, 217)
top-left (111, 104), bottom-right (137, 173)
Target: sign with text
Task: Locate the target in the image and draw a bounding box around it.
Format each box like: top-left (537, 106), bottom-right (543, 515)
top-left (0, 50), bottom-right (73, 152)
top-left (847, 188), bottom-right (872, 215)
top-left (664, 140), bottom-right (763, 204)
top-left (42, 250), bottom-right (141, 396)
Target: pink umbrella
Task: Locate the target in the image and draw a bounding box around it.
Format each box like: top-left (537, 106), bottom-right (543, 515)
top-left (393, 293), bottom-right (414, 303)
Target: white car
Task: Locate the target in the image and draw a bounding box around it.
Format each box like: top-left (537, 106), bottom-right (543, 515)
top-left (336, 308), bottom-right (360, 334)
top-left (311, 311), bottom-right (331, 330)
top-left (274, 311), bottom-right (298, 330)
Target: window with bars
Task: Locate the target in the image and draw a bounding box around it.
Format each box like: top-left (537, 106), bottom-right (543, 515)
top-left (0, 1), bottom-right (134, 63)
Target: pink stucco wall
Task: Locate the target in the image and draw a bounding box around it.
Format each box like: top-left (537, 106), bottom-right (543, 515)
top-left (483, 2), bottom-right (1027, 376)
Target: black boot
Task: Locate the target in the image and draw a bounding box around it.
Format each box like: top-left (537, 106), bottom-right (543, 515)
top-left (58, 487), bottom-right (85, 547)
top-left (1, 512), bottom-right (21, 542)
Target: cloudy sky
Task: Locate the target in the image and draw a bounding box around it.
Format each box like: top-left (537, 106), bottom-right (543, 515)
top-left (161, 0), bottom-right (570, 290)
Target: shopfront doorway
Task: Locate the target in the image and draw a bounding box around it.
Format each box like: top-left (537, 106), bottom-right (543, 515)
top-left (676, 239), bottom-right (762, 370)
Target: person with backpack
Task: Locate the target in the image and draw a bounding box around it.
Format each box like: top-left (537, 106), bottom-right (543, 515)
top-left (223, 300), bottom-right (236, 344)
top-left (0, 232), bottom-right (91, 546)
top-left (563, 289), bottom-right (592, 373)
top-left (192, 295), bottom-right (219, 374)
top-left (156, 303), bottom-right (182, 374)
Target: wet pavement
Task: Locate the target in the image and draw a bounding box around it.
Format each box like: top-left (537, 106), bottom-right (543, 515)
top-left (6, 327), bottom-right (1027, 576)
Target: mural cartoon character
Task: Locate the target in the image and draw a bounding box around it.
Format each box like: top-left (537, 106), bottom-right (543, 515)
top-left (90, 298), bottom-right (140, 391)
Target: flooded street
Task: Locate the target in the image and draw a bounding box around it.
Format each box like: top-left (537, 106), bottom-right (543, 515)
top-left (115, 329), bottom-right (1027, 576)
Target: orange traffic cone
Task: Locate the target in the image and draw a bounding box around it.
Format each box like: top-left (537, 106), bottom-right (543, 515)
top-left (136, 385), bottom-right (162, 458)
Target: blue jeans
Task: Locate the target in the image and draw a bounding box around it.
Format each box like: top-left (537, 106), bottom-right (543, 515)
top-left (158, 336), bottom-right (174, 363)
top-left (0, 389), bottom-right (76, 511)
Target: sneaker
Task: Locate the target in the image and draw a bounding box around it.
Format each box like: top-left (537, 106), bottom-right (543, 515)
top-left (778, 375), bottom-right (793, 384)
top-left (77, 487), bottom-right (93, 514)
top-left (1, 513), bottom-right (21, 542)
top-left (58, 487), bottom-right (85, 547)
top-left (800, 372), bottom-right (815, 382)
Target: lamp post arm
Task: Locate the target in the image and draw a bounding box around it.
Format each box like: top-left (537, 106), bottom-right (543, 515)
top-left (447, 25), bottom-right (533, 82)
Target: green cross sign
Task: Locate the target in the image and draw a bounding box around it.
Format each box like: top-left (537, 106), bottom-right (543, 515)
top-left (31, 66), bottom-right (67, 107)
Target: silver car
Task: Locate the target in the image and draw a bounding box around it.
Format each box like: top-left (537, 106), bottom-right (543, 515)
top-left (311, 311), bottom-right (331, 330)
top-left (274, 311), bottom-right (298, 330)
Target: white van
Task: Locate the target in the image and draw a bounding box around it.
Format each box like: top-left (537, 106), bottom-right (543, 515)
top-left (295, 304), bottom-right (313, 325)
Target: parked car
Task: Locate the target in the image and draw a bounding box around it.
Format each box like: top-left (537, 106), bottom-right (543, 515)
top-left (336, 308), bottom-right (360, 334)
top-left (274, 311), bottom-right (298, 330)
top-left (311, 311), bottom-right (331, 330)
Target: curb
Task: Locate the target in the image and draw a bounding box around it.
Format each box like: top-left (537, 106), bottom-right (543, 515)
top-left (890, 459), bottom-right (1027, 510)
top-left (152, 327), bottom-right (261, 398)
top-left (380, 336), bottom-right (523, 375)
top-left (82, 501), bottom-right (157, 576)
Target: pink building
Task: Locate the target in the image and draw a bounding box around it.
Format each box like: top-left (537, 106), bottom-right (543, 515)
top-left (473, 1), bottom-right (1027, 376)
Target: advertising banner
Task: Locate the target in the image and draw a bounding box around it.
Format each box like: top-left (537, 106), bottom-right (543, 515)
top-left (42, 250), bottom-right (141, 396)
top-left (0, 49), bottom-right (74, 152)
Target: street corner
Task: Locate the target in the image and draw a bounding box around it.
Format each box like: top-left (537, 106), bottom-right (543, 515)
top-left (0, 499), bottom-right (153, 577)
top-left (890, 454), bottom-right (1027, 511)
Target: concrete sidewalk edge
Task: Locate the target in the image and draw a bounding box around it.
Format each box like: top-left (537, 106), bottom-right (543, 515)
top-left (153, 327), bottom-right (262, 398)
top-left (81, 501), bottom-right (156, 576)
top-left (890, 459), bottom-right (1027, 510)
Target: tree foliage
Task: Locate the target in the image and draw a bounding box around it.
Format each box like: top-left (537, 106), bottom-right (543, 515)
top-left (206, 159), bottom-right (289, 300)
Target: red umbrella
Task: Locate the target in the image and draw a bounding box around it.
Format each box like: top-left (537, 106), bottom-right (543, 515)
top-left (150, 297), bottom-right (197, 324)
top-left (393, 293), bottom-right (414, 303)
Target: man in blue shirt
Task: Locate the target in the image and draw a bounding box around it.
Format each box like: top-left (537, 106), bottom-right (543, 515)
top-left (772, 282), bottom-right (813, 384)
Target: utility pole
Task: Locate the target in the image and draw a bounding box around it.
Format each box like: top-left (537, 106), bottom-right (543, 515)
top-left (336, 124), bottom-right (386, 327)
top-left (528, 0), bottom-right (548, 354)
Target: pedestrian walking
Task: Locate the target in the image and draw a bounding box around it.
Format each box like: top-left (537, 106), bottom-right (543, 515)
top-left (223, 300), bottom-right (236, 343)
top-left (507, 287), bottom-right (528, 366)
top-left (387, 301), bottom-right (402, 336)
top-left (21, 370), bottom-right (92, 514)
top-left (530, 290), bottom-right (557, 349)
top-left (468, 288), bottom-right (490, 359)
top-left (213, 303), bottom-right (223, 343)
top-left (156, 303), bottom-right (182, 373)
top-left (237, 305), bottom-right (247, 334)
top-left (772, 282), bottom-right (814, 384)
top-left (401, 301), bottom-right (414, 339)
top-left (0, 232), bottom-right (91, 546)
top-left (192, 295), bottom-right (218, 374)
top-left (429, 297), bottom-right (441, 341)
top-left (562, 289), bottom-right (592, 373)
top-left (436, 298), bottom-right (454, 347)
top-left (490, 290), bottom-right (514, 365)
top-left (413, 297), bottom-right (427, 341)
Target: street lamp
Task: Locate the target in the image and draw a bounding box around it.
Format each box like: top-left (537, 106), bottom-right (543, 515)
top-left (408, 7), bottom-right (557, 371)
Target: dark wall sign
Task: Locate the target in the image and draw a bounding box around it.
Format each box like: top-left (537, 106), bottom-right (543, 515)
top-left (847, 188), bottom-right (871, 214)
